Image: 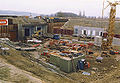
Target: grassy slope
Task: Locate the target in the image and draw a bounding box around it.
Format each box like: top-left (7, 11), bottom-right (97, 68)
top-left (0, 67), bottom-right (10, 81)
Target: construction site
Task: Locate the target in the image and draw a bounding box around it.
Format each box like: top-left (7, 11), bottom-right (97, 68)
top-left (0, 0), bottom-right (120, 83)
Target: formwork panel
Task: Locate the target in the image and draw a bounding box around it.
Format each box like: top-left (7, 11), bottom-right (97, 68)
top-left (59, 55), bottom-right (85, 73)
top-left (49, 54), bottom-right (60, 67)
top-left (49, 53), bottom-right (85, 73)
top-left (59, 58), bottom-right (72, 73)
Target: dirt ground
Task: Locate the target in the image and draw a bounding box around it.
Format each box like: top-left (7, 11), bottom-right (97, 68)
top-left (0, 42), bottom-right (120, 83)
top-left (30, 47), bottom-right (120, 83)
top-left (66, 54), bottom-right (120, 83)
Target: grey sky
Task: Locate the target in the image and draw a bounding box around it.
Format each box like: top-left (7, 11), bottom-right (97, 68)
top-left (0, 0), bottom-right (120, 17)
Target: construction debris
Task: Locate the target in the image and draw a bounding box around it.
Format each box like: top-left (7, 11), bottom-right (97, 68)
top-left (82, 72), bottom-right (90, 75)
top-left (96, 57), bottom-right (103, 63)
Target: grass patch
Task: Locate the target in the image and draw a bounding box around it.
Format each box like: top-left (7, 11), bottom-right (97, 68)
top-left (12, 74), bottom-right (29, 83)
top-left (0, 67), bottom-right (10, 81)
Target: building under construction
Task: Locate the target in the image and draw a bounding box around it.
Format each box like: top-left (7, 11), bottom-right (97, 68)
top-left (0, 15), bottom-right (47, 41)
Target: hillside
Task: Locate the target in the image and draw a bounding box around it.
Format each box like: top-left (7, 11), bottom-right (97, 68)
top-left (0, 10), bottom-right (39, 16)
top-left (55, 12), bottom-right (79, 17)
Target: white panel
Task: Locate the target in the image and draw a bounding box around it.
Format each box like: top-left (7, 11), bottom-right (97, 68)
top-left (99, 31), bottom-right (103, 36)
top-left (87, 30), bottom-right (91, 36)
top-left (82, 30), bottom-right (84, 34)
top-left (92, 30), bottom-right (95, 36)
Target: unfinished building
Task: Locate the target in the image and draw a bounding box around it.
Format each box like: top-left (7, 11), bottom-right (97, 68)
top-left (45, 17), bottom-right (68, 34)
top-left (74, 26), bottom-right (105, 37)
top-left (0, 15), bottom-right (47, 41)
top-left (61, 18), bottom-right (120, 36)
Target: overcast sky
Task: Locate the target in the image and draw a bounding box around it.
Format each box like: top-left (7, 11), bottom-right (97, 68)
top-left (0, 0), bottom-right (120, 17)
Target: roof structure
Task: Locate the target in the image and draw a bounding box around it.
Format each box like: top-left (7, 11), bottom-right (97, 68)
top-left (0, 16), bottom-right (47, 26)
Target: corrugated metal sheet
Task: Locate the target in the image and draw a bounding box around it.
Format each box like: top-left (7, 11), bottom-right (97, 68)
top-left (0, 24), bottom-right (18, 41)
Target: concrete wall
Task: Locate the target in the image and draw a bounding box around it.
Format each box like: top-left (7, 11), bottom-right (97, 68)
top-left (18, 24), bottom-right (24, 40)
top-left (112, 38), bottom-right (120, 46)
top-left (49, 53), bottom-right (85, 73)
top-left (18, 24), bottom-right (48, 39)
top-left (94, 36), bottom-right (102, 46)
top-left (24, 26), bottom-right (34, 37)
top-left (41, 25), bottom-right (48, 34)
top-left (74, 26), bottom-right (105, 37)
top-left (94, 36), bottom-right (120, 46)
